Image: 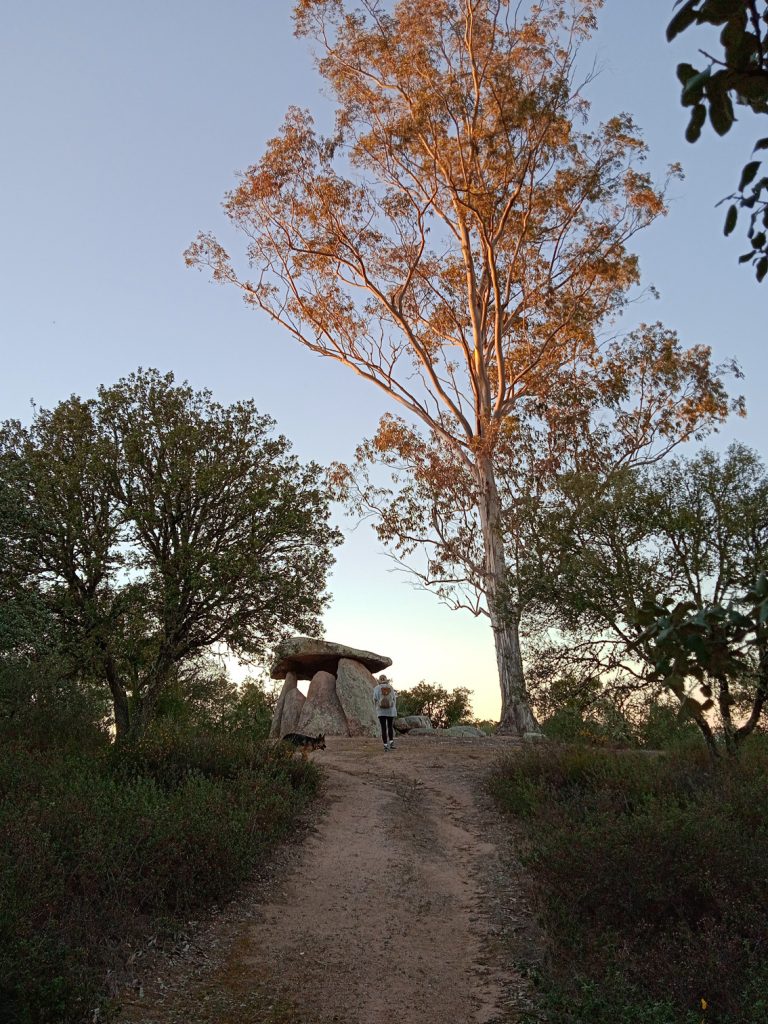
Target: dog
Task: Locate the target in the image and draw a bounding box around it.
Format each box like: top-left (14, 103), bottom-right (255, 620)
top-left (281, 732), bottom-right (326, 758)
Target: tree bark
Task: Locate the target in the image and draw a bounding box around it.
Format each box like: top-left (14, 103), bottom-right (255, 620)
top-left (104, 658), bottom-right (131, 742)
top-left (475, 456), bottom-right (540, 736)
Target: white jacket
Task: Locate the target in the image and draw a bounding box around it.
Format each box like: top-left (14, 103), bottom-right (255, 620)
top-left (373, 682), bottom-right (397, 717)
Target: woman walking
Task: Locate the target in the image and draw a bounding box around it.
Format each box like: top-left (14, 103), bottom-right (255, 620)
top-left (373, 677), bottom-right (398, 751)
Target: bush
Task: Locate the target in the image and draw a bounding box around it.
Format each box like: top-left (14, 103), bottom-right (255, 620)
top-left (0, 728), bottom-right (319, 1023)
top-left (540, 700), bottom-right (638, 748)
top-left (0, 661), bottom-right (110, 755)
top-left (488, 739), bottom-right (768, 1023)
top-left (395, 681), bottom-right (473, 728)
top-left (636, 702), bottom-right (702, 751)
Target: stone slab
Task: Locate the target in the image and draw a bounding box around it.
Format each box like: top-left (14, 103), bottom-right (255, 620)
top-left (270, 636), bottom-right (392, 680)
top-left (336, 658), bottom-right (379, 738)
top-left (279, 686), bottom-right (306, 739)
top-left (296, 670), bottom-right (349, 737)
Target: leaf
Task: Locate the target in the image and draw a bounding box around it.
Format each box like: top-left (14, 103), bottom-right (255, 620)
top-left (756, 255), bottom-right (768, 281)
top-left (686, 103), bottom-right (707, 143)
top-left (709, 85), bottom-right (736, 136)
top-left (739, 160), bottom-right (761, 191)
top-left (700, 0), bottom-right (744, 22)
top-left (682, 67), bottom-right (712, 104)
top-left (738, 251), bottom-right (754, 262)
top-left (667, 1), bottom-right (699, 41)
top-left (724, 203), bottom-right (738, 235)
top-left (754, 138), bottom-right (768, 151)
top-left (676, 62), bottom-right (700, 85)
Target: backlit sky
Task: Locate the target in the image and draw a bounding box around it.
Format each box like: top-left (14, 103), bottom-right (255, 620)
top-left (1, 1), bottom-right (764, 719)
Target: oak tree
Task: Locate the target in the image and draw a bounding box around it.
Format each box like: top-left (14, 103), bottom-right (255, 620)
top-left (0, 370), bottom-right (340, 739)
top-left (527, 444), bottom-right (768, 754)
top-left (188, 0), bottom-right (733, 733)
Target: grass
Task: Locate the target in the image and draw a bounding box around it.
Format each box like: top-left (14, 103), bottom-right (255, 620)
top-left (0, 723), bottom-right (320, 1024)
top-left (487, 737), bottom-right (768, 1024)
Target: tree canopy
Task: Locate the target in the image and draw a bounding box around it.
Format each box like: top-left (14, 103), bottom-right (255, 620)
top-left (0, 369), bottom-right (341, 738)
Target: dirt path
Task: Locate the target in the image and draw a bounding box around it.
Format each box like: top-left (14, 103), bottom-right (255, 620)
top-left (118, 735), bottom-right (543, 1024)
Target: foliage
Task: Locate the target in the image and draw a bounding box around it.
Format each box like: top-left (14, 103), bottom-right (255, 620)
top-left (186, 0), bottom-right (738, 734)
top-left (395, 681), bottom-right (473, 729)
top-left (488, 739), bottom-right (768, 1022)
top-left (0, 660), bottom-right (110, 754)
top-left (635, 572), bottom-right (768, 756)
top-left (0, 728), bottom-right (319, 1023)
top-left (0, 369), bottom-right (341, 739)
top-left (152, 661), bottom-right (276, 740)
top-left (523, 443), bottom-right (768, 752)
top-left (668, 0), bottom-right (768, 278)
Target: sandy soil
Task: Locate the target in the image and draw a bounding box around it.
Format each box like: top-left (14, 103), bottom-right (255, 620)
top-left (118, 734), bottom-right (544, 1024)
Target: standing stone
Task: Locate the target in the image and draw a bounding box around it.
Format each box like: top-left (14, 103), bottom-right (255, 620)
top-left (305, 669), bottom-right (337, 703)
top-left (270, 671), bottom-right (298, 739)
top-left (279, 686), bottom-right (306, 738)
top-left (296, 670), bottom-right (348, 737)
top-left (335, 658), bottom-right (379, 738)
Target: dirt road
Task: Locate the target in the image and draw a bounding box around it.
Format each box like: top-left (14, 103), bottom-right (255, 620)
top-left (119, 735), bottom-right (542, 1024)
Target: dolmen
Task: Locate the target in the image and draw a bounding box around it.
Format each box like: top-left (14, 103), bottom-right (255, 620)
top-left (269, 637), bottom-right (392, 740)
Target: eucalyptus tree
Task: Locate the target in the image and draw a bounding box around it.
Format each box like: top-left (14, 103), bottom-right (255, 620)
top-left (0, 370), bottom-right (341, 739)
top-left (188, 0), bottom-right (735, 733)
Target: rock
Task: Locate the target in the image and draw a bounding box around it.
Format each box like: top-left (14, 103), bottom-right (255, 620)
top-left (335, 659), bottom-right (379, 738)
top-left (271, 637), bottom-right (392, 680)
top-left (443, 725), bottom-right (487, 737)
top-left (279, 686), bottom-right (306, 739)
top-left (522, 732), bottom-right (547, 744)
top-left (395, 715), bottom-right (433, 732)
top-left (270, 671), bottom-right (298, 739)
top-left (296, 670), bottom-right (349, 736)
top-left (408, 727), bottom-right (437, 736)
top-left (305, 669), bottom-right (337, 702)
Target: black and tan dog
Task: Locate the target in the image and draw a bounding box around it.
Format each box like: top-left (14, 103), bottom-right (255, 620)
top-left (281, 732), bottom-right (326, 758)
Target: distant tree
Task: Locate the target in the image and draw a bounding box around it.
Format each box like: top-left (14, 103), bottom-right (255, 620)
top-left (0, 370), bottom-right (341, 740)
top-left (188, 0), bottom-right (734, 734)
top-left (396, 681), bottom-right (473, 729)
top-left (668, 0), bottom-right (768, 278)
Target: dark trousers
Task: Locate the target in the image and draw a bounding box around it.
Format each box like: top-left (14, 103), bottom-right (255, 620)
top-left (379, 715), bottom-right (395, 744)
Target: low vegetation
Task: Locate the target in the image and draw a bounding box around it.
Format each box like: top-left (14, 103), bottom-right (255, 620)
top-left (488, 739), bottom-right (768, 1024)
top-left (0, 666), bottom-right (318, 1024)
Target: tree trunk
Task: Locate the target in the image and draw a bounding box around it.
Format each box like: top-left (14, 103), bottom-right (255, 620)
top-left (105, 659), bottom-right (131, 741)
top-left (475, 456), bottom-right (540, 737)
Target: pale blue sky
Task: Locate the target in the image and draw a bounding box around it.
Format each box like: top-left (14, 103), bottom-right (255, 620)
top-left (1, 2), bottom-right (764, 718)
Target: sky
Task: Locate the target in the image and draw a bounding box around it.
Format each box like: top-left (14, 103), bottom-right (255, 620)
top-left (1, 1), bottom-right (765, 720)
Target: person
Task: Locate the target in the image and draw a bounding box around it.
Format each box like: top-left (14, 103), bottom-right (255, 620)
top-left (373, 676), bottom-right (398, 751)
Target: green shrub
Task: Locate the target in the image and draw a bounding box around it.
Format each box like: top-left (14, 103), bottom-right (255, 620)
top-left (540, 701), bottom-right (638, 749)
top-left (0, 729), bottom-right (319, 1023)
top-left (488, 739), bottom-right (768, 1023)
top-left (637, 702), bottom-right (702, 751)
top-left (0, 661), bottom-right (110, 755)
